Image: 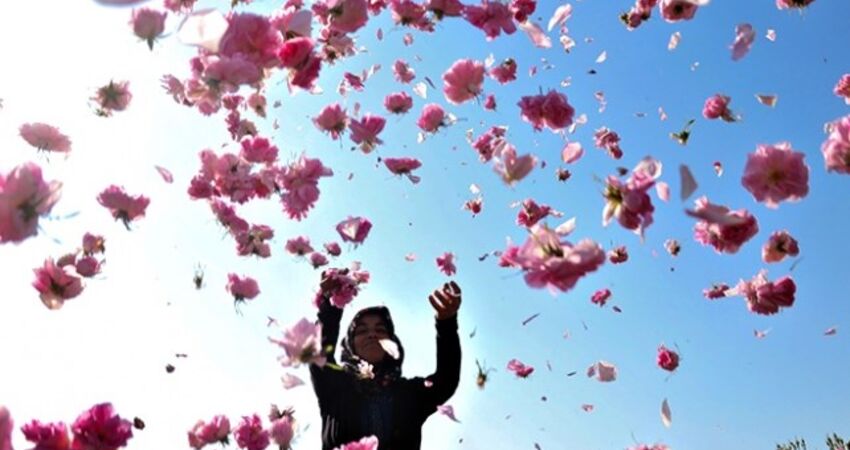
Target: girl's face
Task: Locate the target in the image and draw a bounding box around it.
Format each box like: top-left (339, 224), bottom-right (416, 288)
top-left (353, 314), bottom-right (390, 364)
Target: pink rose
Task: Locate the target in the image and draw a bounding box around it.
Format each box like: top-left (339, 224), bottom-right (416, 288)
top-left (734, 270), bottom-right (796, 315)
top-left (218, 13), bottom-right (283, 68)
top-left (130, 7), bottom-right (167, 50)
top-left (22, 420), bottom-right (71, 450)
top-left (0, 162), bottom-right (62, 244)
top-left (689, 197), bottom-right (759, 254)
top-left (324, 241), bottom-right (342, 256)
top-left (384, 157), bottom-right (422, 184)
top-left (33, 258), bottom-right (84, 310)
top-left (436, 252), bottom-right (456, 276)
top-left (313, 103), bottom-right (348, 140)
top-left (518, 90), bottom-right (574, 132)
top-left (19, 123), bottom-right (72, 154)
top-left (226, 274), bottom-right (260, 302)
top-left (834, 74), bottom-right (850, 105)
top-left (762, 230), bottom-right (799, 263)
top-left (313, 0), bottom-right (369, 33)
top-left (741, 142), bottom-right (809, 208)
top-left (587, 360), bottom-right (617, 382)
top-left (269, 318), bottom-right (325, 367)
top-left (659, 0), bottom-right (698, 22)
top-left (278, 37), bottom-right (314, 69)
top-left (392, 59), bottom-right (415, 83)
top-left (702, 94), bottom-right (735, 121)
top-left (285, 236), bottom-right (313, 256)
top-left (442, 59), bottom-right (485, 105)
top-left (70, 403), bottom-right (133, 450)
top-left (383, 91), bottom-right (413, 114)
top-left (490, 59), bottom-right (517, 84)
top-left (425, 0), bottom-right (464, 19)
top-left (416, 103), bottom-right (446, 133)
top-left (233, 415), bottom-right (269, 450)
top-left (92, 81), bottom-right (132, 117)
top-left (656, 345), bottom-right (679, 371)
top-left (74, 256), bottom-right (102, 278)
top-left (776, 0), bottom-right (815, 9)
top-left (0, 407), bottom-right (12, 450)
top-left (348, 114), bottom-right (386, 153)
top-left (591, 288), bottom-right (611, 307)
top-left (97, 185), bottom-right (150, 229)
top-left (608, 246), bottom-right (629, 264)
top-left (334, 436), bottom-right (379, 450)
top-left (821, 115), bottom-right (850, 174)
top-left (463, 0), bottom-right (516, 40)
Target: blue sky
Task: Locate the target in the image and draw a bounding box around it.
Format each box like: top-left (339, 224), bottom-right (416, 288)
top-left (1, 0), bottom-right (849, 449)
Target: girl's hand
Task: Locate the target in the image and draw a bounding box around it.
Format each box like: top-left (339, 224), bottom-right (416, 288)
top-left (429, 281), bottom-right (462, 320)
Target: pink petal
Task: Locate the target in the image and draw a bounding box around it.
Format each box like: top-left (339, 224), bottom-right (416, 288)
top-left (679, 164), bottom-right (698, 201)
top-left (561, 142), bottom-right (584, 164)
top-left (154, 165), bottom-right (173, 183)
top-left (656, 182), bottom-right (671, 202)
top-left (547, 3), bottom-right (572, 31)
top-left (755, 94), bottom-right (778, 107)
top-left (519, 21), bottom-right (552, 49)
top-left (668, 32), bottom-right (681, 51)
top-left (661, 398), bottom-right (672, 428)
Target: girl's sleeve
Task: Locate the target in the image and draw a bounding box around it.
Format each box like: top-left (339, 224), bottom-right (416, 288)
top-left (417, 315), bottom-right (462, 415)
top-left (310, 295), bottom-right (345, 404)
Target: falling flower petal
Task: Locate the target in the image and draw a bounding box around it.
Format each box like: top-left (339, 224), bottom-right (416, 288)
top-left (661, 398), bottom-right (672, 428)
top-left (668, 31), bottom-right (681, 50)
top-left (437, 405), bottom-right (461, 423)
top-left (731, 23), bottom-right (755, 61)
top-left (154, 165), bottom-right (174, 183)
top-left (755, 94), bottom-right (778, 107)
top-left (679, 164), bottom-right (698, 201)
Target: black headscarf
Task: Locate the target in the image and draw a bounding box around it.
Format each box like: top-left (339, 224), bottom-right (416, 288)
top-left (339, 306), bottom-right (405, 386)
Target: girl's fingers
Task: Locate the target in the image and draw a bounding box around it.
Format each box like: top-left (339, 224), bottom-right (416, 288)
top-left (429, 294), bottom-right (444, 311)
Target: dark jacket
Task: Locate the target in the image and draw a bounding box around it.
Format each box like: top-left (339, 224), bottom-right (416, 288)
top-left (310, 299), bottom-right (461, 450)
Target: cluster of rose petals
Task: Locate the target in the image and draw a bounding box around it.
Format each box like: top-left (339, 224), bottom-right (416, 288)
top-left (688, 196), bottom-right (759, 254)
top-left (620, 0), bottom-right (658, 30)
top-left (602, 167), bottom-right (657, 238)
top-left (0, 162), bottom-right (62, 244)
top-left (314, 103), bottom-right (349, 139)
top-left (656, 345), bottom-right (680, 371)
top-left (233, 414), bottom-right (270, 450)
top-left (22, 419), bottom-right (71, 450)
top-left (227, 273), bottom-right (260, 301)
top-left (70, 403), bottom-right (134, 450)
top-left (389, 0), bottom-right (434, 31)
top-left (776, 0), bottom-right (816, 9)
top-left (131, 7), bottom-right (167, 50)
top-left (384, 91), bottom-right (413, 114)
top-left (392, 59), bottom-right (416, 83)
top-left (334, 436), bottom-right (379, 450)
top-left (285, 236), bottom-right (314, 256)
top-left (593, 127), bottom-right (624, 160)
top-left (834, 74), bottom-right (850, 105)
top-left (659, 0), bottom-right (699, 22)
top-left (702, 94), bottom-right (736, 122)
top-left (19, 123), bottom-right (72, 153)
top-left (821, 114), bottom-right (850, 174)
top-left (500, 225), bottom-right (605, 293)
top-left (516, 198), bottom-right (555, 228)
top-left (463, 0), bottom-right (516, 40)
top-left (608, 245), bottom-right (629, 264)
top-left (703, 283), bottom-right (730, 300)
top-left (762, 230), bottom-right (799, 263)
top-left (417, 103), bottom-right (447, 133)
top-left (489, 58), bottom-right (517, 84)
top-left (313, 266), bottom-right (370, 308)
top-left (312, 0), bottom-right (369, 34)
top-left (425, 0), bottom-right (464, 19)
top-left (268, 413), bottom-right (295, 448)
top-left (92, 80), bottom-right (133, 116)
top-left (518, 90), bottom-right (575, 132)
top-left (732, 270), bottom-right (796, 315)
top-left (278, 155), bottom-right (334, 220)
top-left (591, 288), bottom-right (611, 307)
top-left (442, 59), bottom-right (485, 105)
top-left (507, 359), bottom-right (534, 377)
top-left (348, 114), bottom-right (386, 153)
top-left (384, 157), bottom-right (422, 183)
top-left (188, 415), bottom-right (231, 449)
top-left (32, 258), bottom-right (84, 310)
top-left (741, 142), bottom-right (809, 208)
top-left (471, 126), bottom-right (508, 162)
top-left (436, 252), bottom-right (456, 275)
top-left (492, 146), bottom-right (537, 186)
top-left (97, 185), bottom-right (150, 230)
top-left (0, 407), bottom-right (11, 450)
top-left (269, 317), bottom-right (325, 368)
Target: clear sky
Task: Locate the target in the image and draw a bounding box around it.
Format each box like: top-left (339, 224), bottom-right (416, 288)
top-left (1, 0), bottom-right (849, 449)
